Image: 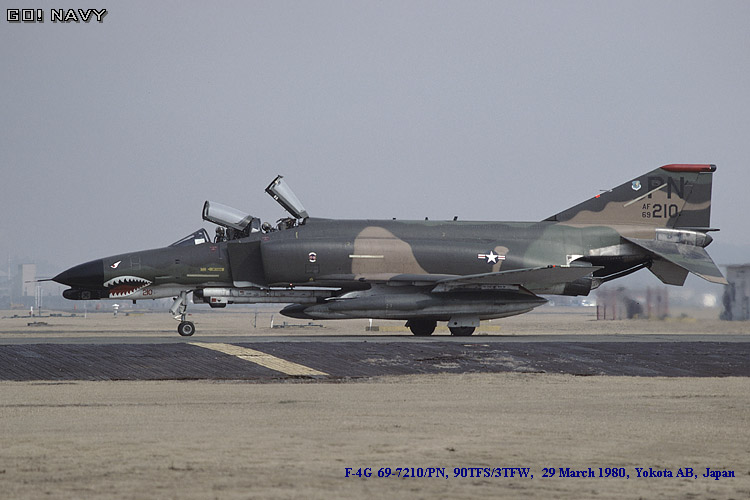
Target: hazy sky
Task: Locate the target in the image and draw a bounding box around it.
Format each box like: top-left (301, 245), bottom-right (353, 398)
top-left (3, 1), bottom-right (749, 279)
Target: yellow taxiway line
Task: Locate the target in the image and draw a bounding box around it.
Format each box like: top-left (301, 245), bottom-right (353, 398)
top-left (189, 342), bottom-right (328, 377)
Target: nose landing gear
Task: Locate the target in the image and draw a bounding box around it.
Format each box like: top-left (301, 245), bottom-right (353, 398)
top-left (170, 291), bottom-right (195, 337)
top-left (177, 320), bottom-right (195, 337)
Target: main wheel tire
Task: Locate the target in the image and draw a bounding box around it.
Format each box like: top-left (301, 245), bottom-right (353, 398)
top-left (449, 326), bottom-right (475, 336)
top-left (178, 321), bottom-right (195, 337)
top-left (407, 319), bottom-right (436, 336)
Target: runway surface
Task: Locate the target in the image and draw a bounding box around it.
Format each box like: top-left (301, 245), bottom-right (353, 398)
top-left (1, 334), bottom-right (749, 381)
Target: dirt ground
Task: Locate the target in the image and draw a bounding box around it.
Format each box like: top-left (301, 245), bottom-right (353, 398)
top-left (0, 376), bottom-right (748, 499)
top-left (1, 306), bottom-right (748, 498)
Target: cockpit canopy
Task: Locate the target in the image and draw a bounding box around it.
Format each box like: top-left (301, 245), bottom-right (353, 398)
top-left (199, 175), bottom-right (309, 242)
top-left (265, 175), bottom-right (309, 219)
top-left (202, 201), bottom-right (260, 232)
top-left (170, 228), bottom-right (211, 247)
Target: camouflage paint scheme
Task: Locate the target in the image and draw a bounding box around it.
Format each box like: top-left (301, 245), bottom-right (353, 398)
top-left (54, 165), bottom-right (725, 336)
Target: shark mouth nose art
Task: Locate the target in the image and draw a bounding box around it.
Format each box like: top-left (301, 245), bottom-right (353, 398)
top-left (103, 276), bottom-right (152, 297)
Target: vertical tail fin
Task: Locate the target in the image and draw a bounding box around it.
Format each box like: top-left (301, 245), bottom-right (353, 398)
top-left (545, 164), bottom-right (716, 229)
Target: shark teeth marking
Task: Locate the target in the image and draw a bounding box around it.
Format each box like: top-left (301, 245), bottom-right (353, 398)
top-left (103, 276), bottom-right (152, 298)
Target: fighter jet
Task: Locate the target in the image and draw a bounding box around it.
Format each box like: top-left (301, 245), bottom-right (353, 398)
top-left (54, 165), bottom-right (726, 336)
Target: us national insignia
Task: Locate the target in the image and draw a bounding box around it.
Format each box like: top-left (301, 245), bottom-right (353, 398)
top-left (477, 251), bottom-right (505, 264)
top-left (631, 180), bottom-right (642, 191)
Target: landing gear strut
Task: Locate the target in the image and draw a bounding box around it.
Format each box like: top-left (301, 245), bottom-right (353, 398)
top-left (170, 291), bottom-right (195, 337)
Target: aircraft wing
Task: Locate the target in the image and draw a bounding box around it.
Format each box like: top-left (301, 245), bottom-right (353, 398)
top-left (430, 266), bottom-right (602, 293)
top-left (319, 266), bottom-right (601, 293)
top-left (623, 237), bottom-right (728, 285)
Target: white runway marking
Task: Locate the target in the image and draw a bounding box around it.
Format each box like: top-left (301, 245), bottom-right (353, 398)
top-left (189, 342), bottom-right (328, 376)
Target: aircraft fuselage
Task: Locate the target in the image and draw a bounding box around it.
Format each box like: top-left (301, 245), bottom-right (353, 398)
top-left (53, 166), bottom-right (724, 336)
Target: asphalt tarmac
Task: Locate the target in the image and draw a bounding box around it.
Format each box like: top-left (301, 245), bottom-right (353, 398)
top-left (1, 336), bottom-right (749, 381)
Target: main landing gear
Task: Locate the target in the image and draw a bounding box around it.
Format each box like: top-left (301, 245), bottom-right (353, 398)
top-left (448, 326), bottom-right (475, 336)
top-left (170, 291), bottom-right (195, 337)
top-left (406, 319), bottom-right (436, 336)
top-left (405, 320), bottom-right (476, 336)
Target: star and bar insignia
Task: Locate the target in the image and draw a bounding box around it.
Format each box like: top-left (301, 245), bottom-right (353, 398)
top-left (477, 251), bottom-right (506, 264)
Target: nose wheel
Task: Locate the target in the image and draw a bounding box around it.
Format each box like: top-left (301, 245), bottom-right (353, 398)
top-left (178, 320), bottom-right (195, 337)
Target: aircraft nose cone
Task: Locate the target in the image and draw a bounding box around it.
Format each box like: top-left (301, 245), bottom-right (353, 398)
top-left (53, 259), bottom-right (104, 288)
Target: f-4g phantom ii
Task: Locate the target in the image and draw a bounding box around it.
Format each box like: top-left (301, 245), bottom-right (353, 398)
top-left (54, 165), bottom-right (726, 337)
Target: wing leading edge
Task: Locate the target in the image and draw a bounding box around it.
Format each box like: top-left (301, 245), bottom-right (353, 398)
top-left (431, 265), bottom-right (602, 293)
top-left (342, 265), bottom-right (601, 294)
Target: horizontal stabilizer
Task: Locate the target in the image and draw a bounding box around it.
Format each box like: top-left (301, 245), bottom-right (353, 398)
top-left (624, 237), bottom-right (727, 285)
